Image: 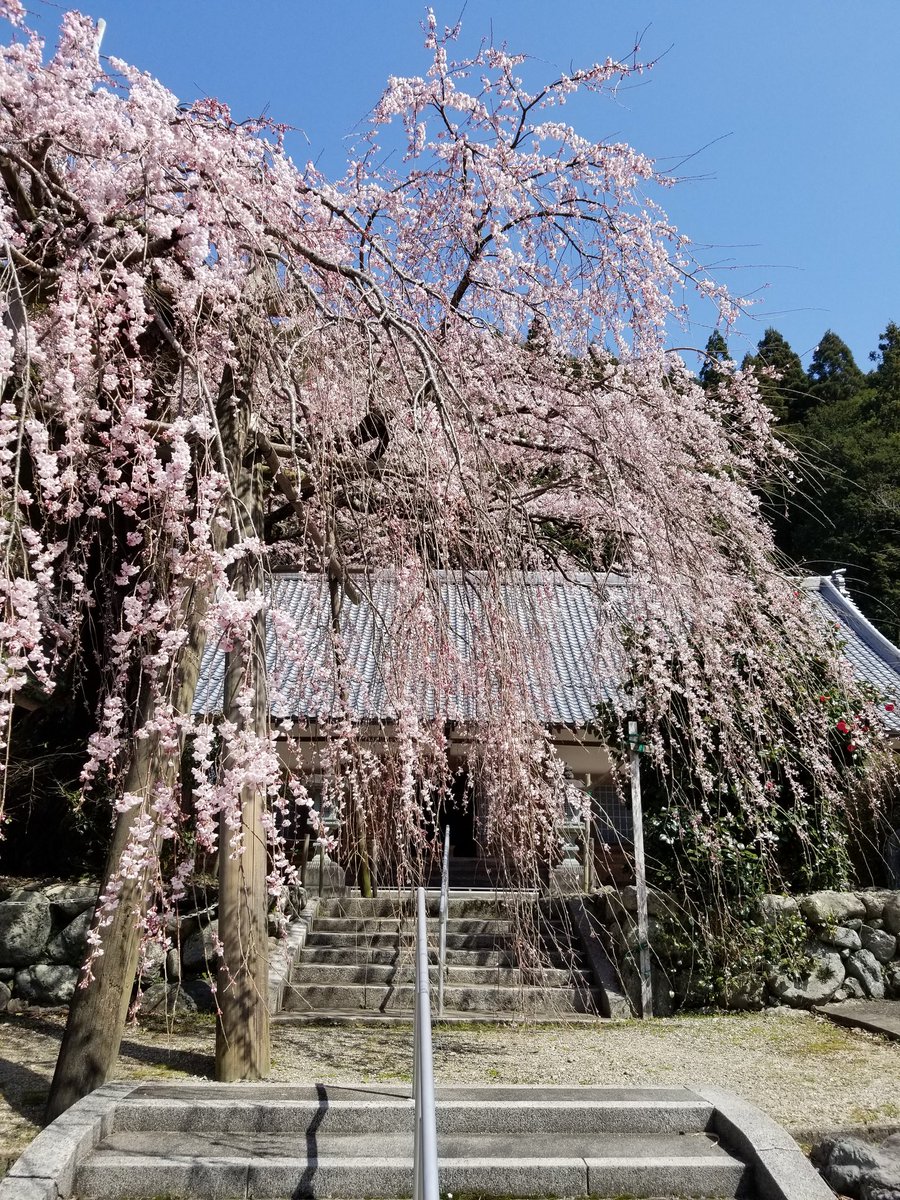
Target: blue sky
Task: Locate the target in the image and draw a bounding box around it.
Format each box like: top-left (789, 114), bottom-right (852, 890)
top-left (23, 1), bottom-right (900, 371)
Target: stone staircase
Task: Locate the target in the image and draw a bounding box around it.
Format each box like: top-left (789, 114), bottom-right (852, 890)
top-left (22, 1082), bottom-right (775, 1199)
top-left (277, 892), bottom-right (604, 1019)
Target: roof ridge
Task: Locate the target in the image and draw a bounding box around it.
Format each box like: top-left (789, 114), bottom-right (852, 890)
top-left (817, 576), bottom-right (900, 673)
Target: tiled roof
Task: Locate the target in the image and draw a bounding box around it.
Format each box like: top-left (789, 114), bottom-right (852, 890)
top-left (193, 572), bottom-right (626, 725)
top-left (804, 575), bottom-right (900, 733)
top-left (193, 572), bottom-right (900, 732)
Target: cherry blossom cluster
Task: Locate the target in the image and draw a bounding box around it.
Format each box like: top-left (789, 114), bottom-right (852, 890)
top-left (0, 5), bottom-right (893, 945)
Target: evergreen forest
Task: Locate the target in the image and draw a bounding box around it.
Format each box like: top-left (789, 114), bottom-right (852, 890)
top-left (703, 323), bottom-right (900, 641)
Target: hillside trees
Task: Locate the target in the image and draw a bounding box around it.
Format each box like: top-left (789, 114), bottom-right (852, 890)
top-left (741, 327), bottom-right (810, 424)
top-left (0, 6), bottom-right (894, 1111)
top-left (743, 324), bottom-right (900, 640)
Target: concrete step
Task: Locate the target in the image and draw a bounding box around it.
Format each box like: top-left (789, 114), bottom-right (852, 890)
top-left (303, 930), bottom-right (512, 951)
top-left (289, 962), bottom-right (582, 987)
top-left (108, 1084), bottom-right (715, 1136)
top-left (76, 1129), bottom-right (746, 1198)
top-left (311, 916), bottom-right (514, 935)
top-left (293, 945), bottom-right (526, 967)
top-left (280, 981), bottom-right (602, 1014)
top-left (317, 895), bottom-right (524, 919)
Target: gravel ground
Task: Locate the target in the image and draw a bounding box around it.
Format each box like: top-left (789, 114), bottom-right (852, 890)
top-left (1, 1007), bottom-right (898, 1168)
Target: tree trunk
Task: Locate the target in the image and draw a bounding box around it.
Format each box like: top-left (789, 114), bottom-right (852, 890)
top-left (214, 398), bottom-right (271, 1081)
top-left (45, 577), bottom-right (213, 1123)
top-left (46, 367), bottom-right (243, 1122)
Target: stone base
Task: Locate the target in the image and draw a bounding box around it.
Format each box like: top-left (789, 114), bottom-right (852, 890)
top-left (304, 855), bottom-right (347, 898)
top-left (548, 864), bottom-right (584, 896)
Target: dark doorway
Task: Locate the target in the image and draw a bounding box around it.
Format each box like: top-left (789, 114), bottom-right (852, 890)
top-left (439, 769), bottom-right (478, 858)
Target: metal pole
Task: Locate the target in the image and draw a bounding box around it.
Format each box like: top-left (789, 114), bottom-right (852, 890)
top-left (413, 978), bottom-right (421, 1200)
top-left (438, 826), bottom-right (450, 1017)
top-left (628, 721), bottom-right (653, 1018)
top-left (412, 887), bottom-right (439, 1200)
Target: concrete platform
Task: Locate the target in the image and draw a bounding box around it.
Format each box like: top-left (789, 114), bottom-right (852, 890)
top-left (815, 999), bottom-right (900, 1040)
top-left (76, 1130), bottom-right (745, 1199)
top-left (2, 1082), bottom-right (832, 1200)
top-left (271, 1008), bottom-right (604, 1025)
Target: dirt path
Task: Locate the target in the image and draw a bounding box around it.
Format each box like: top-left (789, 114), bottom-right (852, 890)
top-left (1, 1007), bottom-right (898, 1168)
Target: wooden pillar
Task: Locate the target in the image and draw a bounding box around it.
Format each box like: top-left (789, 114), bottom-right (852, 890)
top-left (214, 396), bottom-right (270, 1081)
top-left (328, 577), bottom-right (372, 899)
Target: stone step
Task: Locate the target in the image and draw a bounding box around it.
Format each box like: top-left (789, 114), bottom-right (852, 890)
top-left (317, 895), bottom-right (523, 919)
top-left (303, 930), bottom-right (513, 951)
top-left (289, 962), bottom-right (582, 987)
top-left (108, 1085), bottom-right (715, 1136)
top-left (311, 916), bottom-right (514, 935)
top-left (279, 981), bottom-right (602, 1014)
top-left (76, 1129), bottom-right (746, 1198)
top-left (293, 945), bottom-right (561, 968)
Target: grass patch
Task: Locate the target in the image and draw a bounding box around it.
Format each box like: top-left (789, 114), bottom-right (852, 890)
top-left (848, 1101), bottom-right (900, 1125)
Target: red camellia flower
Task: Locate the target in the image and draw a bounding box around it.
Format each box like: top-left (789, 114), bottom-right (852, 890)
top-left (886, 703), bottom-right (896, 712)
top-left (847, 743), bottom-right (857, 752)
top-left (836, 719), bottom-right (850, 733)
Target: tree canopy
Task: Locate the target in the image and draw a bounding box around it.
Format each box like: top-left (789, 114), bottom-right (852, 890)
top-left (0, 6), bottom-right (892, 957)
top-left (740, 323), bottom-right (900, 642)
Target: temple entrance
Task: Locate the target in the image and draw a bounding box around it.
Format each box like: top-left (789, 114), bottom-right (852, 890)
top-left (439, 769), bottom-right (478, 858)
top-left (433, 769), bottom-right (498, 888)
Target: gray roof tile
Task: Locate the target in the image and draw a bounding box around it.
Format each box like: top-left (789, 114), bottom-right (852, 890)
top-left (193, 572), bottom-right (900, 732)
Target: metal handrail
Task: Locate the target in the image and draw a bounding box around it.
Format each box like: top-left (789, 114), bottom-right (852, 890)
top-left (413, 886), bottom-right (439, 1200)
top-left (438, 826), bottom-right (450, 1017)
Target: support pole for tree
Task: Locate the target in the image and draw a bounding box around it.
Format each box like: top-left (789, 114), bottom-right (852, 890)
top-left (327, 576), bottom-right (372, 899)
top-left (628, 720), bottom-right (653, 1018)
top-left (214, 391), bottom-right (271, 1081)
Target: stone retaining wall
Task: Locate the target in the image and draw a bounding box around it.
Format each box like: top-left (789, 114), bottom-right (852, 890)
top-left (599, 886), bottom-right (900, 1012)
top-left (0, 882), bottom-right (307, 1013)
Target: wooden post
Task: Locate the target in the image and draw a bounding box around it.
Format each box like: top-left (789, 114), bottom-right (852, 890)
top-left (214, 391), bottom-right (270, 1081)
top-left (628, 720), bottom-right (653, 1018)
top-left (327, 576), bottom-right (372, 898)
top-left (45, 576), bottom-right (215, 1123)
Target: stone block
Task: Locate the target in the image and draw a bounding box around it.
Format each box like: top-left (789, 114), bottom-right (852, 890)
top-left (76, 1153), bottom-right (248, 1199)
top-left (857, 888), bottom-right (900, 921)
top-left (611, 884), bottom-right (669, 917)
top-left (883, 895), bottom-right (900, 936)
top-left (846, 948), bottom-right (886, 999)
top-left (181, 919), bottom-right (219, 973)
top-left (585, 1158), bottom-right (746, 1198)
top-left (0, 1176), bottom-right (57, 1200)
top-left (758, 894), bottom-right (800, 926)
top-left (46, 910), bottom-right (92, 966)
top-left (138, 982), bottom-right (198, 1016)
top-left (303, 854), bottom-right (347, 898)
top-left (248, 1157), bottom-right (417, 1199)
top-left (0, 894), bottom-right (51, 965)
top-left (860, 925), bottom-right (897, 963)
top-left (799, 891), bottom-right (866, 926)
top-left (44, 884), bottom-right (99, 919)
top-left (14, 964), bottom-right (78, 1005)
top-left (816, 1133), bottom-right (900, 1200)
top-left (820, 925), bottom-right (861, 951)
top-left (768, 947), bottom-right (844, 1008)
top-left (548, 863), bottom-right (583, 896)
